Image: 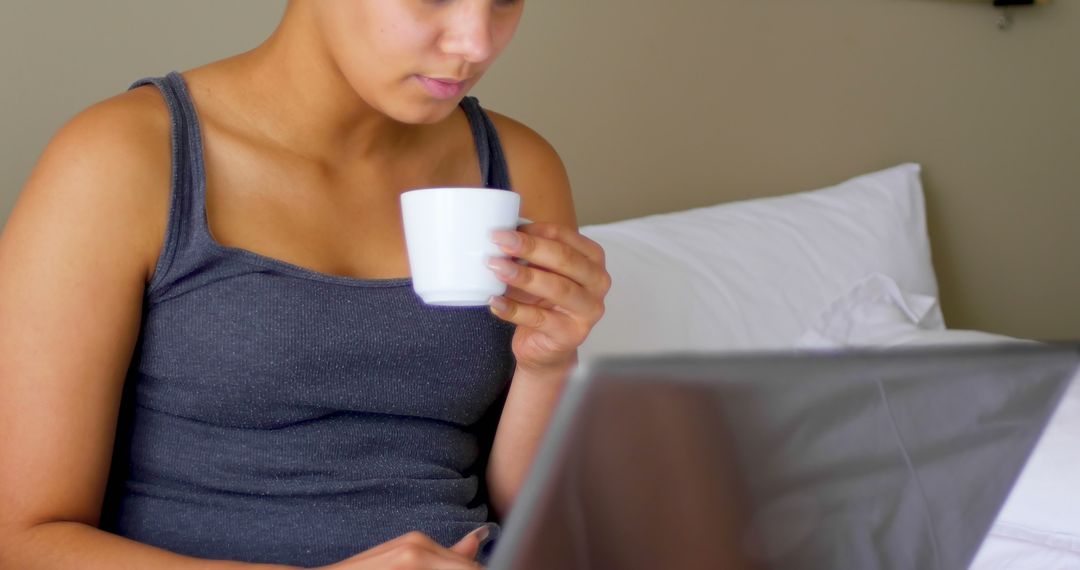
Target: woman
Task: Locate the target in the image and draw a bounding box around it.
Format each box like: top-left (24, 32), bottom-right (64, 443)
top-left (0, 1), bottom-right (610, 568)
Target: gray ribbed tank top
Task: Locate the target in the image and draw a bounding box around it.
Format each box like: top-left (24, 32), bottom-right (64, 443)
top-left (100, 72), bottom-right (516, 567)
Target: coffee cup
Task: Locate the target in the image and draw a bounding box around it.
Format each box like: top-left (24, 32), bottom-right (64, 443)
top-left (400, 187), bottom-right (525, 306)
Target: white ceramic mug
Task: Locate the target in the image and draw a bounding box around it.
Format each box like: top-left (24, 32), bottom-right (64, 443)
top-left (401, 187), bottom-right (525, 306)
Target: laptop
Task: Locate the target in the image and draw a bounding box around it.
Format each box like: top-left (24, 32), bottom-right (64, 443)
top-left (486, 342), bottom-right (1080, 570)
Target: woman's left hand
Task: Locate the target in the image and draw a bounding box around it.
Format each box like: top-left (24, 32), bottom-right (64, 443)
top-left (487, 222), bottom-right (611, 375)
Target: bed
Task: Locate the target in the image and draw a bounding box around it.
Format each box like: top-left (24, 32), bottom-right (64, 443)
top-left (575, 164), bottom-right (1080, 569)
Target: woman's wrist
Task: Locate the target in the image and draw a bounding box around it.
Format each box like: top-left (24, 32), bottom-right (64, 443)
top-left (513, 352), bottom-right (578, 383)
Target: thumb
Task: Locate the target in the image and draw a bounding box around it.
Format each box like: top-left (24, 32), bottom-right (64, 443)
top-left (450, 524), bottom-right (492, 560)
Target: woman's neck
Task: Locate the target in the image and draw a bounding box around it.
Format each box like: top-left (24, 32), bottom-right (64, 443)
top-left (189, 3), bottom-right (424, 167)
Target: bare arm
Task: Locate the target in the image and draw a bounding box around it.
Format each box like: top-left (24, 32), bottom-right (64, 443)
top-left (482, 113), bottom-right (610, 519)
top-left (0, 89), bottom-right (294, 570)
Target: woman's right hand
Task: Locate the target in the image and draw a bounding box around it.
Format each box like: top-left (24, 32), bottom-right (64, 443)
top-left (320, 528), bottom-right (488, 569)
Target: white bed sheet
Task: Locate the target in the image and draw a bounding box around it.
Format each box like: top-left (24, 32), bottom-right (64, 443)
top-left (796, 274), bottom-right (1080, 569)
top-left (973, 522), bottom-right (1080, 569)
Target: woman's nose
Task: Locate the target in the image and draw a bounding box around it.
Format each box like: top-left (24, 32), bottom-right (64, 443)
top-left (438, 4), bottom-right (495, 63)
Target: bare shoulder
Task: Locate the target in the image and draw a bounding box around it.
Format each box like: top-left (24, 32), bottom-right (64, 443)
top-left (3, 85), bottom-right (173, 280)
top-left (33, 84), bottom-right (171, 193)
top-left (0, 85), bottom-right (174, 532)
top-left (485, 109), bottom-right (577, 227)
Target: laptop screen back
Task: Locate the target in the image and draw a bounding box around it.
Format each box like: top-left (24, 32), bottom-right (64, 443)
top-left (490, 344), bottom-right (1080, 570)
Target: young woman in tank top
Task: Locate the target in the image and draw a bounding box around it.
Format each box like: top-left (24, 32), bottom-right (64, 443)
top-left (0, 2), bottom-right (610, 568)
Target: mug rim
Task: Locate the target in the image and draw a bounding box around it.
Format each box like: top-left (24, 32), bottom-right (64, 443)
top-left (401, 186), bottom-right (517, 197)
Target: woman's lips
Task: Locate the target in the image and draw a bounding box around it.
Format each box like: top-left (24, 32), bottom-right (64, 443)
top-left (416, 75), bottom-right (467, 100)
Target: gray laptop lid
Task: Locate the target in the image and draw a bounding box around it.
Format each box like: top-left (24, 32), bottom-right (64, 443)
top-left (488, 343), bottom-right (1080, 570)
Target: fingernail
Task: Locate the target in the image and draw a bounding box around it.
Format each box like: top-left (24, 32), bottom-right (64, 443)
top-left (472, 525), bottom-right (491, 542)
top-left (491, 231), bottom-right (521, 250)
top-left (489, 296), bottom-right (509, 313)
top-left (486, 257), bottom-right (518, 278)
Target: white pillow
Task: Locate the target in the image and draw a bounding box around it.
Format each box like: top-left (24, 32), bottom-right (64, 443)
top-left (580, 163), bottom-right (937, 359)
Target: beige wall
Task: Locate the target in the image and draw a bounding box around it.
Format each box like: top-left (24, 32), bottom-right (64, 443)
top-left (474, 0), bottom-right (1080, 340)
top-left (3, 0), bottom-right (1077, 339)
top-left (0, 0), bottom-right (287, 222)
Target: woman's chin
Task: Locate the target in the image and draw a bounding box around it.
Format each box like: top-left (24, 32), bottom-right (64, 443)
top-left (386, 98), bottom-right (465, 126)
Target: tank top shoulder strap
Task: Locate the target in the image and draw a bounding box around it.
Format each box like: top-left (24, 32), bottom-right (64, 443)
top-left (459, 96), bottom-right (512, 191)
top-left (125, 74), bottom-right (510, 298)
top-left (128, 71), bottom-right (211, 295)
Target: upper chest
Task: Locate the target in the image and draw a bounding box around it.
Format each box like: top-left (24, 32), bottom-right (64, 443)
top-left (196, 112), bottom-right (484, 281)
